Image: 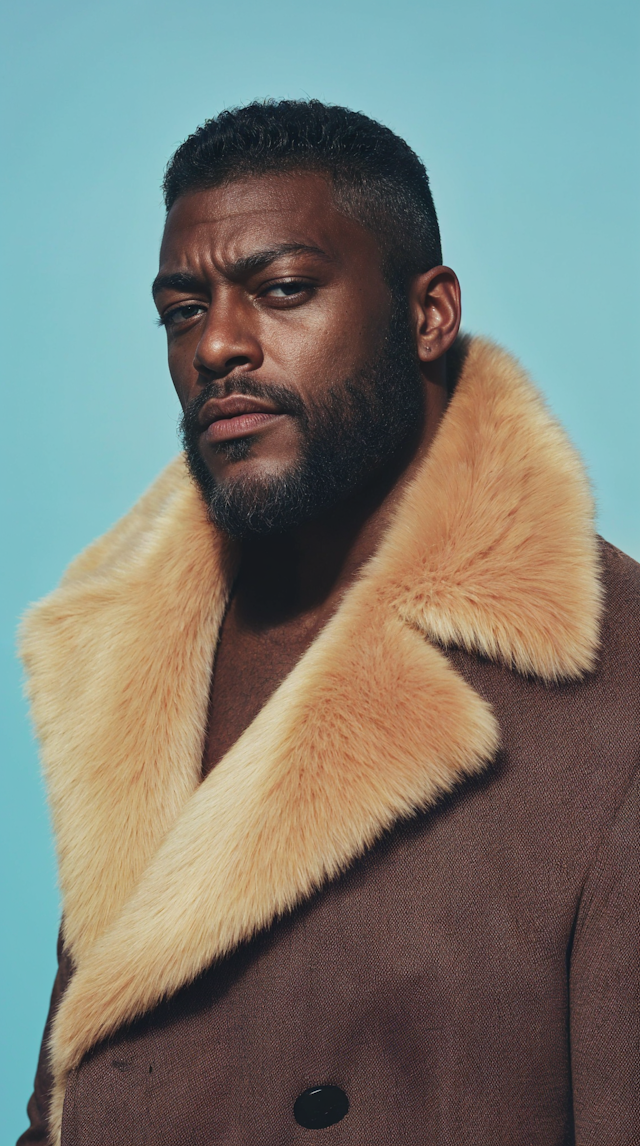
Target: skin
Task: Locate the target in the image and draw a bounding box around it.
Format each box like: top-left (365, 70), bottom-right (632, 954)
top-left (154, 172), bottom-right (461, 776)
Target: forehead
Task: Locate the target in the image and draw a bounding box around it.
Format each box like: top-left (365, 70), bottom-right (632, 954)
top-left (159, 171), bottom-right (379, 269)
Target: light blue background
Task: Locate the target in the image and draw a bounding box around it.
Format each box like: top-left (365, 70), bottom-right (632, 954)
top-left (1, 0), bottom-right (638, 1137)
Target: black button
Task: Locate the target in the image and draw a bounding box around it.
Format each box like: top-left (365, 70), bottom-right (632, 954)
top-left (294, 1085), bottom-right (349, 1130)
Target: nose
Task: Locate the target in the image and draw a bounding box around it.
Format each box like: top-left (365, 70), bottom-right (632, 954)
top-left (193, 296), bottom-right (263, 380)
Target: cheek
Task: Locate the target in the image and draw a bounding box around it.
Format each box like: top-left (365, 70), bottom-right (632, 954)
top-left (167, 340), bottom-right (197, 406)
top-left (267, 302), bottom-right (381, 391)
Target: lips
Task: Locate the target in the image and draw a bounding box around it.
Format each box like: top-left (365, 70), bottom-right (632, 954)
top-left (198, 394), bottom-right (285, 444)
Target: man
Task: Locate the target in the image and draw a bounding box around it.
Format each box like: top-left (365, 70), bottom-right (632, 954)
top-left (19, 100), bottom-right (639, 1145)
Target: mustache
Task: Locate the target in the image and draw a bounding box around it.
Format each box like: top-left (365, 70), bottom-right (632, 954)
top-left (181, 374), bottom-right (308, 433)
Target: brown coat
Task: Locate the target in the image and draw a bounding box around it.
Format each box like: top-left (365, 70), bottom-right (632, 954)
top-left (18, 338), bottom-right (640, 1145)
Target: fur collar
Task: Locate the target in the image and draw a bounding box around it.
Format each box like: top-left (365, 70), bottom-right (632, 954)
top-left (20, 336), bottom-right (602, 1142)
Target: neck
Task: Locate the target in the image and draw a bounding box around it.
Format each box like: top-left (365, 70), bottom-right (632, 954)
top-left (232, 362), bottom-right (449, 632)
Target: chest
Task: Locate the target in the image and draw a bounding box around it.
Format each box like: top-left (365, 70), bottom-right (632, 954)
top-left (61, 795), bottom-right (577, 1146)
top-left (201, 602), bottom-right (327, 777)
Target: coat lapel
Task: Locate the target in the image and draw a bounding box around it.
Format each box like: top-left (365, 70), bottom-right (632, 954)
top-left (21, 461), bottom-right (236, 965)
top-left (377, 337), bottom-right (602, 679)
top-left (20, 337), bottom-right (602, 1144)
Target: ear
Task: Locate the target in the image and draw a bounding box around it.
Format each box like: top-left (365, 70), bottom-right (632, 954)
top-left (410, 267), bottom-right (461, 364)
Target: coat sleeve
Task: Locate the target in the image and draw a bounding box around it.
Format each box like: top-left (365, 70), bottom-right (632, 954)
top-left (570, 769), bottom-right (640, 1146)
top-left (16, 927), bottom-right (74, 1146)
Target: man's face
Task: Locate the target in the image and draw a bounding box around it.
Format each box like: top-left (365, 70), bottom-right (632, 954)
top-left (154, 171), bottom-right (424, 536)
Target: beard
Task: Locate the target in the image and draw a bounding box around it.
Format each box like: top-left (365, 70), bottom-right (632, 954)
top-left (180, 299), bottom-right (424, 538)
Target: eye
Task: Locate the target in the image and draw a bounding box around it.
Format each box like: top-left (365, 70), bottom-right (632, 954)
top-left (261, 280), bottom-right (313, 302)
top-left (159, 302), bottom-right (206, 329)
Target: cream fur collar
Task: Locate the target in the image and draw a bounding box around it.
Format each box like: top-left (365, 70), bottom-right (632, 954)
top-left (20, 337), bottom-right (602, 1142)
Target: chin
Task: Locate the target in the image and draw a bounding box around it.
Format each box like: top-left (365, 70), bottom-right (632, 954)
top-left (205, 437), bottom-right (254, 467)
top-left (207, 443), bottom-right (304, 488)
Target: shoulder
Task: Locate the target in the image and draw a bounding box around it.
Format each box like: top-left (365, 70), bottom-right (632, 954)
top-left (447, 540), bottom-right (640, 861)
top-left (596, 537), bottom-right (640, 679)
top-left (18, 455), bottom-right (201, 672)
top-left (58, 455), bottom-right (192, 587)
top-left (598, 536), bottom-right (640, 616)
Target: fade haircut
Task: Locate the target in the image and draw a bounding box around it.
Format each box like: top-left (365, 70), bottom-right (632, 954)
top-left (163, 99), bottom-right (442, 293)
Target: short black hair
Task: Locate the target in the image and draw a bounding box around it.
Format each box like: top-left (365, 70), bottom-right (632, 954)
top-left (163, 99), bottom-right (442, 291)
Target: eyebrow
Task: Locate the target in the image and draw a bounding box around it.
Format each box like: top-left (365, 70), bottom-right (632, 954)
top-left (151, 271), bottom-right (203, 298)
top-left (151, 243), bottom-right (331, 298)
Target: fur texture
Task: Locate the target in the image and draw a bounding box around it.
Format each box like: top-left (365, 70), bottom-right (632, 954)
top-left (20, 337), bottom-right (602, 1145)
